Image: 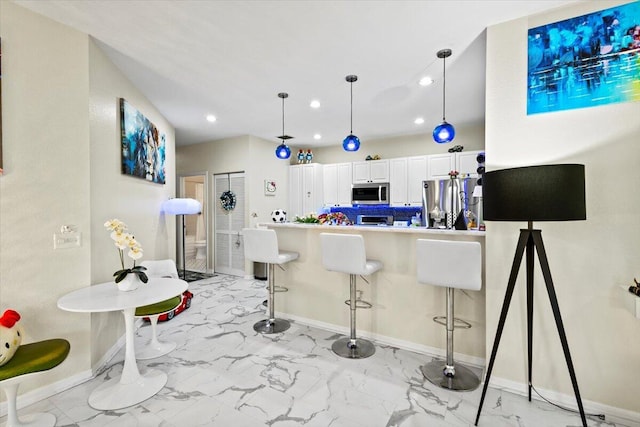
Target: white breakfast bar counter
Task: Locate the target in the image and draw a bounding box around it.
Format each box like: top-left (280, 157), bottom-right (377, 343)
top-left (261, 223), bottom-right (486, 365)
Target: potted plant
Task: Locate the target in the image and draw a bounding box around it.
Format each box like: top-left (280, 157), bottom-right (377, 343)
top-left (104, 219), bottom-right (148, 291)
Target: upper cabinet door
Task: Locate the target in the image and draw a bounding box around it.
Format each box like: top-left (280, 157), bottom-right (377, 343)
top-left (428, 154), bottom-right (455, 179)
top-left (353, 159), bottom-right (389, 183)
top-left (336, 163), bottom-right (353, 205)
top-left (407, 155), bottom-right (428, 205)
top-left (456, 150), bottom-right (483, 177)
top-left (323, 163), bottom-right (352, 206)
top-left (389, 158), bottom-right (408, 206)
top-left (352, 161), bottom-right (371, 184)
top-left (323, 164), bottom-right (338, 206)
top-left (369, 160), bottom-right (389, 183)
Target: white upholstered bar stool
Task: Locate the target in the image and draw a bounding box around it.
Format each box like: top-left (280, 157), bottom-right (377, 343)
top-left (320, 233), bottom-right (382, 359)
top-left (134, 259), bottom-right (183, 360)
top-left (416, 239), bottom-right (482, 391)
top-left (242, 228), bottom-right (299, 334)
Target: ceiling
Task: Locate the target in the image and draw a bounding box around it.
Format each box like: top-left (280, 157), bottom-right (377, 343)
top-left (15, 0), bottom-right (578, 148)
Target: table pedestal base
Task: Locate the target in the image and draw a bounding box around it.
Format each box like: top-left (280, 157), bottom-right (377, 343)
top-left (88, 369), bottom-right (167, 410)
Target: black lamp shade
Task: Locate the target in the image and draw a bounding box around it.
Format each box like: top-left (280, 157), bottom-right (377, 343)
top-left (483, 164), bottom-right (586, 222)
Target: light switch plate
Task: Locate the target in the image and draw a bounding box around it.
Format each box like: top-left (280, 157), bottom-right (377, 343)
top-left (54, 232), bottom-right (81, 249)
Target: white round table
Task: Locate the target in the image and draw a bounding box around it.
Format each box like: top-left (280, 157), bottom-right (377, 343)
top-left (57, 277), bottom-right (187, 410)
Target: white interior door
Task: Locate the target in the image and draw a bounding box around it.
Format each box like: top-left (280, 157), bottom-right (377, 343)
top-left (214, 172), bottom-right (245, 276)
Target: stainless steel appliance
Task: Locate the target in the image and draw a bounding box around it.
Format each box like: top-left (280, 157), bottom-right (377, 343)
top-left (356, 215), bottom-right (393, 226)
top-left (351, 182), bottom-right (390, 205)
top-left (421, 178), bottom-right (479, 229)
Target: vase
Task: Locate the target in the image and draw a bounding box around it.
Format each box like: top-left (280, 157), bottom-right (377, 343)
top-left (116, 273), bottom-right (141, 292)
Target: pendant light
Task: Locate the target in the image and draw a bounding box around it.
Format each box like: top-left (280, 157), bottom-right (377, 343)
top-left (275, 92), bottom-right (292, 160)
top-left (433, 49), bottom-right (455, 144)
top-left (343, 75), bottom-right (360, 152)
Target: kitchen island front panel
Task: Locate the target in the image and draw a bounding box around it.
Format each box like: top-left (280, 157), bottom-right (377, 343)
top-left (261, 223), bottom-right (486, 364)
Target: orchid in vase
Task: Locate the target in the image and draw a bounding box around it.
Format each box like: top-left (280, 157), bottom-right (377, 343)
top-left (104, 219), bottom-right (148, 284)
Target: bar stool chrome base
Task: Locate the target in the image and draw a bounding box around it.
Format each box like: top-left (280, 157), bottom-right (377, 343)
top-left (421, 360), bottom-right (480, 391)
top-left (332, 337), bottom-right (375, 359)
top-left (253, 318), bottom-right (290, 334)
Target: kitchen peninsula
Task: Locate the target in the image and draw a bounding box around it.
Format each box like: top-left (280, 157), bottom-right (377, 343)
top-left (262, 223), bottom-right (486, 365)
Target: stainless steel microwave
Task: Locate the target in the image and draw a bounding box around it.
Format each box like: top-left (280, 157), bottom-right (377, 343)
top-left (351, 183), bottom-right (390, 205)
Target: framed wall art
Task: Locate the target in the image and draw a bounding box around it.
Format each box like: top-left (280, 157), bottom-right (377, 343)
top-left (527, 1), bottom-right (640, 115)
top-left (120, 98), bottom-right (166, 184)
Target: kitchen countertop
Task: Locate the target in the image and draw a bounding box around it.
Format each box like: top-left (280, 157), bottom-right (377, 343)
top-left (261, 222), bottom-right (485, 237)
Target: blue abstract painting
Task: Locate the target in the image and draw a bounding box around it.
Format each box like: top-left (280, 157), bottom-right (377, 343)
top-left (120, 98), bottom-right (166, 184)
top-left (527, 1), bottom-right (640, 115)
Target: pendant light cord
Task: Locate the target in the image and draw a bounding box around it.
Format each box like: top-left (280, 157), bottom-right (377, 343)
top-left (442, 55), bottom-right (446, 121)
top-left (281, 95), bottom-right (285, 138)
top-left (350, 81), bottom-right (354, 134)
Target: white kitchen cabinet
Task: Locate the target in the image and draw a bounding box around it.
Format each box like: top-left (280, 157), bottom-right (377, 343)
top-left (428, 153), bottom-right (455, 180)
top-left (427, 150), bottom-right (483, 179)
top-left (323, 162), bottom-right (352, 207)
top-left (407, 156), bottom-right (428, 205)
top-left (456, 150), bottom-right (483, 177)
top-left (352, 159), bottom-right (389, 183)
top-left (390, 156), bottom-right (427, 206)
top-left (289, 163), bottom-right (323, 220)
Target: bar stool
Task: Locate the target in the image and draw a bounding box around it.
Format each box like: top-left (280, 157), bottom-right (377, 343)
top-left (135, 259), bottom-right (183, 360)
top-left (320, 233), bottom-right (382, 359)
top-left (0, 339), bottom-right (70, 427)
top-left (416, 239), bottom-right (482, 391)
top-left (242, 228), bottom-right (298, 334)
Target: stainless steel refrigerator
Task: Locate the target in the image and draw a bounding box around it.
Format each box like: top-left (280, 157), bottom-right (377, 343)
top-left (421, 178), bottom-right (481, 229)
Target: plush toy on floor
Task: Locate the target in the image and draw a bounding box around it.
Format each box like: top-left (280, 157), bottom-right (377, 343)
top-left (0, 309), bottom-right (23, 366)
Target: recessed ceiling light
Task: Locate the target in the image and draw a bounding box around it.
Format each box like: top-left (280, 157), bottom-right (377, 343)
top-left (419, 77), bottom-right (434, 87)
top-left (310, 100), bottom-right (321, 109)
top-left (414, 117), bottom-right (425, 125)
top-left (206, 114), bottom-right (217, 122)
top-left (313, 134), bottom-right (322, 140)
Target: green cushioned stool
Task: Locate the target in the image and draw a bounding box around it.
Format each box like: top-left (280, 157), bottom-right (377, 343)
top-left (134, 296), bottom-right (181, 360)
top-left (0, 339), bottom-right (70, 427)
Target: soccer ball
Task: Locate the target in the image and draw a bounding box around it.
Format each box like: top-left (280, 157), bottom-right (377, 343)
top-left (271, 209), bottom-right (287, 223)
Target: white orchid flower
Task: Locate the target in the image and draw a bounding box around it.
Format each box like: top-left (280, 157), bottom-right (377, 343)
top-left (104, 219), bottom-right (126, 232)
top-left (105, 219), bottom-right (144, 272)
top-left (128, 246), bottom-right (143, 260)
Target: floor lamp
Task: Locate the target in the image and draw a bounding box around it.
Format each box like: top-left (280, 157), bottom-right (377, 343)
top-left (475, 164), bottom-right (587, 427)
top-left (163, 198), bottom-right (202, 280)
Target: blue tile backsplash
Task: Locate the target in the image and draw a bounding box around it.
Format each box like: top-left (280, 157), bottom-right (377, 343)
top-left (326, 205), bottom-right (421, 223)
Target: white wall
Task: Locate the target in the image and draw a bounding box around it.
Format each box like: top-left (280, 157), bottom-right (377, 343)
top-left (0, 2), bottom-right (177, 395)
top-left (0, 0), bottom-right (92, 391)
top-left (310, 123), bottom-right (485, 164)
top-left (176, 136), bottom-right (289, 274)
top-left (486, 0), bottom-right (640, 415)
top-left (88, 39), bottom-right (176, 367)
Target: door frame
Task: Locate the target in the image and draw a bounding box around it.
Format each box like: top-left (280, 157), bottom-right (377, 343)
top-left (213, 171), bottom-right (246, 276)
top-left (178, 171), bottom-right (210, 273)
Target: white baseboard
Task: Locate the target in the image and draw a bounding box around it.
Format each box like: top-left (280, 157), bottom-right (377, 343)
top-left (489, 376), bottom-right (640, 426)
top-left (0, 327), bottom-right (131, 417)
top-left (277, 311), bottom-right (485, 368)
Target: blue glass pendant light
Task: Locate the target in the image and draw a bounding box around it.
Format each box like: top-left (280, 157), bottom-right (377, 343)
top-left (275, 92), bottom-right (293, 159)
top-left (433, 49), bottom-right (455, 144)
top-left (343, 75), bottom-right (360, 152)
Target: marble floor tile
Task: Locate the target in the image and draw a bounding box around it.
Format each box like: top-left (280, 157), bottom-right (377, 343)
top-left (2, 273), bottom-right (637, 427)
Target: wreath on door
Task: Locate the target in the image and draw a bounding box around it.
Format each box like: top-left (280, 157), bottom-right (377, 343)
top-left (220, 190), bottom-right (236, 211)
